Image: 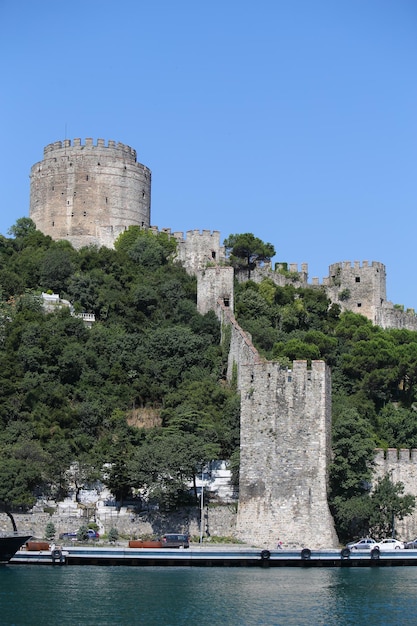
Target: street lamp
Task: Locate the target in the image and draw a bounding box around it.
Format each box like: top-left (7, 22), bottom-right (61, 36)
top-left (199, 467), bottom-right (204, 544)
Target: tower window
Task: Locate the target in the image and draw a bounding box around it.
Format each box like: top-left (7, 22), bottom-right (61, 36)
top-left (211, 251), bottom-right (216, 259)
top-left (357, 303), bottom-right (362, 308)
top-left (355, 277), bottom-right (360, 283)
top-left (86, 175), bottom-right (89, 181)
top-left (223, 297), bottom-right (230, 307)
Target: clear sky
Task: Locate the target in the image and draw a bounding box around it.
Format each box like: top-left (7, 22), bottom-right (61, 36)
top-left (1, 0), bottom-right (416, 307)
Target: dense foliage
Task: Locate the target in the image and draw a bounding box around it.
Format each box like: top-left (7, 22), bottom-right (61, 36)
top-left (1, 221), bottom-right (416, 540)
top-left (0, 220), bottom-right (240, 511)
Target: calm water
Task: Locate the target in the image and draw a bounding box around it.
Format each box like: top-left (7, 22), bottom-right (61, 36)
top-left (1, 565), bottom-right (416, 625)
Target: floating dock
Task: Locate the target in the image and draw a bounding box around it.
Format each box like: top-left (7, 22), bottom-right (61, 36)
top-left (10, 546), bottom-right (417, 567)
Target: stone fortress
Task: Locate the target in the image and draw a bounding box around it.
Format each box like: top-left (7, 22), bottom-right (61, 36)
top-left (28, 138), bottom-right (417, 547)
top-left (30, 138), bottom-right (151, 250)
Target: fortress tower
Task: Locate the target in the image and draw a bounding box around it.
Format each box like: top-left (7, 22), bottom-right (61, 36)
top-left (236, 360), bottom-right (338, 549)
top-left (30, 138), bottom-right (151, 249)
top-left (324, 261), bottom-right (387, 324)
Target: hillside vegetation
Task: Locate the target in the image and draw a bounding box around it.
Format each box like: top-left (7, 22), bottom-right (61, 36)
top-left (0, 219), bottom-right (240, 511)
top-left (1, 220), bottom-right (417, 539)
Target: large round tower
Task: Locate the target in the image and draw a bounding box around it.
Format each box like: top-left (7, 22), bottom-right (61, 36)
top-left (30, 138), bottom-right (151, 249)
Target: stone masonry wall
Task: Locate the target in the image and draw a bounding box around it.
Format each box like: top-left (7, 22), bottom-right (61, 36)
top-left (374, 307), bottom-right (417, 331)
top-left (30, 138), bottom-right (151, 249)
top-left (197, 266), bottom-right (234, 316)
top-left (374, 448), bottom-right (417, 540)
top-left (1, 506), bottom-right (237, 543)
top-left (216, 300), bottom-right (263, 389)
top-left (175, 230), bottom-right (226, 275)
top-left (236, 360), bottom-right (338, 549)
top-left (324, 261), bottom-right (386, 322)
top-left (213, 295), bottom-right (338, 548)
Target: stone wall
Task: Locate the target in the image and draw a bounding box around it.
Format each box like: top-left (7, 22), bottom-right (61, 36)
top-left (374, 448), bottom-right (417, 540)
top-left (2, 505), bottom-right (237, 543)
top-left (374, 306), bottom-right (417, 331)
top-left (323, 261), bottom-right (386, 322)
top-left (197, 266), bottom-right (234, 316)
top-left (236, 360), bottom-right (338, 549)
top-left (175, 229), bottom-right (226, 275)
top-left (215, 300), bottom-right (263, 389)
top-left (237, 259), bottom-right (417, 331)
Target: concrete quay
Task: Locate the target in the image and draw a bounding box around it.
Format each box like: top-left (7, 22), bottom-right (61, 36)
top-left (10, 545), bottom-right (417, 567)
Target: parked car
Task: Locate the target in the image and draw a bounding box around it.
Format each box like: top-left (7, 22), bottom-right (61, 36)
top-left (160, 533), bottom-right (190, 548)
top-left (373, 538), bottom-right (404, 551)
top-left (59, 532), bottom-right (77, 540)
top-left (404, 538), bottom-right (417, 549)
top-left (346, 538), bottom-right (377, 551)
top-left (59, 529), bottom-right (99, 541)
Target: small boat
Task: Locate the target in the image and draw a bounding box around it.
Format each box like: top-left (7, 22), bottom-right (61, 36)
top-left (0, 511), bottom-right (32, 564)
top-left (0, 534), bottom-right (32, 564)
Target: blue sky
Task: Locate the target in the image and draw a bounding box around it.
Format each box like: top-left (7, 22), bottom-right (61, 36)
top-left (1, 0), bottom-right (416, 307)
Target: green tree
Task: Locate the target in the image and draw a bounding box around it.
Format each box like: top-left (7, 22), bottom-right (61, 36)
top-left (77, 525), bottom-right (89, 542)
top-left (378, 404), bottom-right (417, 448)
top-left (224, 233), bottom-right (275, 278)
top-left (368, 474), bottom-right (415, 539)
top-left (108, 527), bottom-right (119, 543)
top-left (44, 521), bottom-right (56, 541)
top-left (7, 217), bottom-right (37, 241)
top-left (39, 244), bottom-right (75, 292)
top-left (329, 408), bottom-right (376, 540)
top-left (0, 436), bottom-right (49, 510)
top-left (129, 429), bottom-right (217, 509)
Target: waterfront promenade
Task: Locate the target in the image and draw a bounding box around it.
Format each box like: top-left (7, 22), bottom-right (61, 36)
top-left (10, 544), bottom-right (417, 567)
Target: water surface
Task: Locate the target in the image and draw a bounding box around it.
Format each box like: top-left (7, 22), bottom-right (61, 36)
top-left (0, 565), bottom-right (415, 625)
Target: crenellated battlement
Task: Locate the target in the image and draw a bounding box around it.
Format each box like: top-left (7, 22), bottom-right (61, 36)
top-left (374, 447), bottom-right (417, 463)
top-left (328, 260), bottom-right (386, 272)
top-left (43, 138), bottom-right (137, 160)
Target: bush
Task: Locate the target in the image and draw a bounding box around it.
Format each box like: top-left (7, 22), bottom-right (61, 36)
top-left (44, 521), bottom-right (56, 541)
top-left (77, 525), bottom-right (89, 541)
top-left (108, 527), bottom-right (119, 543)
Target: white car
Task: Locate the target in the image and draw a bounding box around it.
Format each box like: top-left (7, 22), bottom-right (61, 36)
top-left (373, 538), bottom-right (404, 551)
top-left (347, 538), bottom-right (377, 551)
